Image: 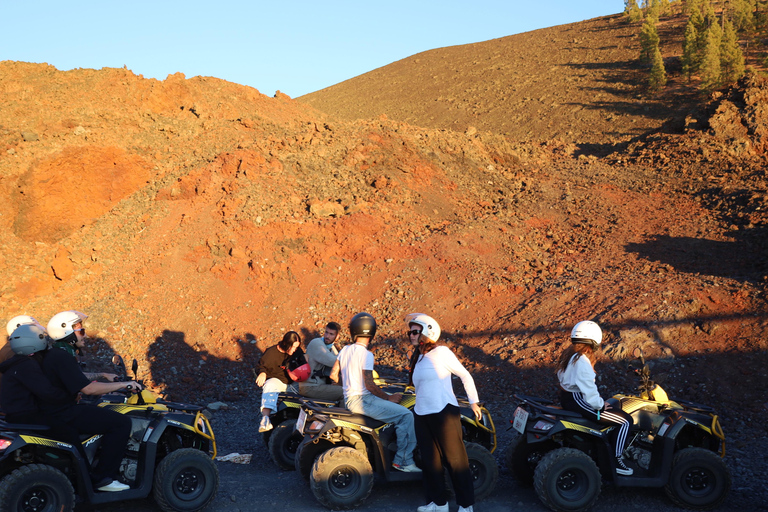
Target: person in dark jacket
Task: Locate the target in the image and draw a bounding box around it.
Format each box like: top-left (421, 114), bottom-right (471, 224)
top-left (254, 331), bottom-right (304, 432)
top-left (0, 324), bottom-right (70, 424)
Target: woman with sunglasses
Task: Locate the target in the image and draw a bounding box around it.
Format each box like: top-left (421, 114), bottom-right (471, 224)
top-left (406, 313), bottom-right (482, 512)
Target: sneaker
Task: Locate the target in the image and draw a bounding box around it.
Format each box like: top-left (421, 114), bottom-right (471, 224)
top-left (458, 507), bottom-right (474, 512)
top-left (417, 503), bottom-right (449, 512)
top-left (392, 462), bottom-right (421, 473)
top-left (616, 457), bottom-right (633, 476)
top-left (258, 416), bottom-right (273, 433)
top-left (97, 480), bottom-right (130, 492)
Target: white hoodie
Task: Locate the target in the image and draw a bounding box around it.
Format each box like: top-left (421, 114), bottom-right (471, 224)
top-left (558, 353), bottom-right (604, 411)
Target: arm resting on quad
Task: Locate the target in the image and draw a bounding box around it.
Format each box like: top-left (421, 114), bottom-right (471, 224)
top-left (80, 380), bottom-right (142, 396)
top-left (364, 370), bottom-right (401, 402)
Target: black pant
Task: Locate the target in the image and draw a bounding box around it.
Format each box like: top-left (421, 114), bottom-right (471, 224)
top-left (560, 390), bottom-right (632, 458)
top-left (58, 404), bottom-right (132, 484)
top-left (414, 404), bottom-right (474, 508)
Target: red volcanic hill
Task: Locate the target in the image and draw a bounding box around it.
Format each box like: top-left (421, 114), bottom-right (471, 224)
top-left (0, 10), bottom-right (766, 426)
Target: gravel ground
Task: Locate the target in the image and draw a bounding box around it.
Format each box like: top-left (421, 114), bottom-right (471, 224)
top-left (94, 383), bottom-right (767, 512)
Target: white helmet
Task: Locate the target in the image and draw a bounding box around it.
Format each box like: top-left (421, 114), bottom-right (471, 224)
top-left (570, 321), bottom-right (602, 347)
top-left (405, 313), bottom-right (441, 342)
top-left (47, 310), bottom-right (88, 341)
top-left (6, 315), bottom-right (42, 336)
top-left (9, 324), bottom-right (49, 356)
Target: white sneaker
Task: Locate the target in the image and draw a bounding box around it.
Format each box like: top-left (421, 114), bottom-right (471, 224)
top-left (417, 503), bottom-right (448, 512)
top-left (458, 506), bottom-right (474, 512)
top-left (392, 463), bottom-right (421, 473)
top-left (97, 480), bottom-right (130, 492)
top-left (258, 415), bottom-right (273, 433)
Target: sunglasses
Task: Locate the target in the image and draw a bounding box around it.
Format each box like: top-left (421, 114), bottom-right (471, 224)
top-left (408, 330), bottom-right (422, 336)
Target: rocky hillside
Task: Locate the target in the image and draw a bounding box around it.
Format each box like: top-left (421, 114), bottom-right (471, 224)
top-left (0, 10), bottom-right (766, 436)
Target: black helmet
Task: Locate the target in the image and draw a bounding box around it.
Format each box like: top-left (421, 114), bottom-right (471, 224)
top-left (349, 312), bottom-right (377, 341)
top-left (9, 324), bottom-right (49, 356)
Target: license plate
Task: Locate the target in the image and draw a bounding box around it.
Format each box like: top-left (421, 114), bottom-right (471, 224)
top-left (512, 406), bottom-right (529, 434)
top-left (296, 409), bottom-right (307, 434)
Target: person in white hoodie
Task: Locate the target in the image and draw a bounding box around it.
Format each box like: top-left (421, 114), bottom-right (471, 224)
top-left (407, 313), bottom-right (481, 512)
top-left (557, 320), bottom-right (634, 476)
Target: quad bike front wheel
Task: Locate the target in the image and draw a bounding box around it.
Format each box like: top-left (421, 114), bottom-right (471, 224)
top-left (534, 447), bottom-right (601, 512)
top-left (465, 442), bottom-right (499, 501)
top-left (665, 447), bottom-right (731, 510)
top-left (268, 418), bottom-right (303, 471)
top-left (310, 446), bottom-right (374, 510)
top-left (0, 464), bottom-right (75, 512)
top-left (153, 448), bottom-right (219, 512)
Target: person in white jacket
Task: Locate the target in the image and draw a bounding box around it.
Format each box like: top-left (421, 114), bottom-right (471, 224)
top-left (557, 320), bottom-right (634, 476)
top-left (407, 313), bottom-right (481, 512)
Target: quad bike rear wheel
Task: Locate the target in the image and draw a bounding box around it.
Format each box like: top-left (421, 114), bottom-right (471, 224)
top-left (295, 436), bottom-right (335, 480)
top-left (504, 434), bottom-right (556, 487)
top-left (534, 447), bottom-right (601, 512)
top-left (465, 442), bottom-right (499, 500)
top-left (665, 447), bottom-right (730, 510)
top-left (310, 446), bottom-right (374, 510)
top-left (0, 464), bottom-right (75, 512)
top-left (153, 448), bottom-right (219, 512)
top-left (269, 418), bottom-right (302, 471)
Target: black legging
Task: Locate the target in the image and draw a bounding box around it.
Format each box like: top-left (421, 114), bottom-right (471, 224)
top-left (414, 404), bottom-right (474, 508)
top-left (560, 390), bottom-right (632, 458)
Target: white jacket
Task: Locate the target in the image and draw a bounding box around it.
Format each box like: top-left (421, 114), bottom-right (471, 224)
top-left (558, 353), bottom-right (604, 411)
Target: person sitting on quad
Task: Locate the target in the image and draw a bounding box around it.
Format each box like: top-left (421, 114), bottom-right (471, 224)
top-left (48, 310), bottom-right (118, 382)
top-left (0, 315), bottom-right (43, 397)
top-left (42, 310), bottom-right (143, 492)
top-left (255, 330), bottom-right (306, 432)
top-left (557, 320), bottom-right (634, 476)
top-left (1, 323), bottom-right (71, 425)
top-left (330, 312), bottom-right (420, 472)
top-left (299, 321), bottom-right (344, 401)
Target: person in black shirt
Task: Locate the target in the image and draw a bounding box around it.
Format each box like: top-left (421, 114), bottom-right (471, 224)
top-left (40, 311), bottom-right (143, 492)
top-left (255, 331), bottom-right (304, 432)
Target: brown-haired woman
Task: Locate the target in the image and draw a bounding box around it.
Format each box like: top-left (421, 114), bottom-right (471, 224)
top-left (558, 320), bottom-right (633, 476)
top-left (407, 313), bottom-right (481, 512)
top-left (255, 330), bottom-right (304, 432)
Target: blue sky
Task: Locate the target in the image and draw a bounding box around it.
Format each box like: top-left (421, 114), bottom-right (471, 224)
top-left (3, 1), bottom-right (621, 98)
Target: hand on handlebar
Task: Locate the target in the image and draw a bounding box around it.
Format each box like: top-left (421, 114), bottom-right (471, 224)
top-left (124, 381), bottom-right (143, 393)
top-left (388, 392), bottom-right (403, 403)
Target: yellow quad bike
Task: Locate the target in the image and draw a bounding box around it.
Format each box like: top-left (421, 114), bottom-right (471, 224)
top-left (507, 348), bottom-right (729, 512)
top-left (294, 381), bottom-right (498, 510)
top-left (0, 357), bottom-right (218, 512)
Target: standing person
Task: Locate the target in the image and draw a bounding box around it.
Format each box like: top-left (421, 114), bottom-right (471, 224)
top-left (407, 313), bottom-right (482, 512)
top-left (42, 311), bottom-right (143, 492)
top-left (299, 321), bottom-right (344, 401)
top-left (557, 320), bottom-right (633, 476)
top-left (329, 312), bottom-right (420, 472)
top-left (47, 310), bottom-right (118, 381)
top-left (255, 331), bottom-right (305, 432)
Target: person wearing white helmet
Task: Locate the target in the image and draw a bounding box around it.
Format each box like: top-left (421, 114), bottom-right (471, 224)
top-left (557, 320), bottom-right (634, 476)
top-left (0, 324), bottom-right (70, 425)
top-left (406, 313), bottom-right (482, 512)
top-left (41, 310), bottom-right (143, 492)
top-left (0, 315), bottom-right (45, 394)
top-left (47, 310), bottom-right (118, 382)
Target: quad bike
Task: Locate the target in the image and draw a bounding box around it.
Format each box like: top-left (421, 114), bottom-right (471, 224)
top-left (0, 357), bottom-right (219, 512)
top-left (506, 348), bottom-right (729, 512)
top-left (293, 383), bottom-right (498, 510)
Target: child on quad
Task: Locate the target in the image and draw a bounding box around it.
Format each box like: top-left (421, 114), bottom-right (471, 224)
top-left (557, 320), bottom-right (633, 476)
